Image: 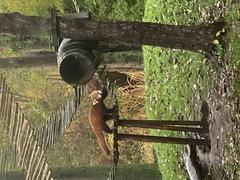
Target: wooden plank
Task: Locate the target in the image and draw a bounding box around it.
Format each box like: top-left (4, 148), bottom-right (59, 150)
top-left (22, 137), bottom-right (34, 178)
top-left (18, 125), bottom-right (29, 167)
top-left (0, 77), bottom-right (5, 118)
top-left (53, 116), bottom-right (58, 144)
top-left (1, 148), bottom-right (4, 174)
top-left (3, 148), bottom-right (7, 173)
top-left (113, 101), bottom-right (119, 167)
top-left (32, 148), bottom-right (44, 180)
top-left (0, 148), bottom-right (3, 174)
top-left (44, 121), bottom-right (48, 148)
top-left (51, 117), bottom-right (55, 144)
top-left (36, 127), bottom-right (40, 143)
top-left (42, 121), bottom-right (47, 148)
top-left (46, 120), bottom-right (50, 147)
top-left (48, 120), bottom-right (52, 146)
top-left (116, 134), bottom-right (209, 145)
top-left (12, 143), bottom-right (17, 170)
top-left (9, 98), bottom-right (16, 143)
top-left (20, 129), bottom-right (33, 169)
top-left (46, 170), bottom-right (52, 180)
top-left (55, 111), bottom-right (60, 140)
top-left (119, 119), bottom-right (204, 126)
top-left (25, 140), bottom-right (37, 180)
top-left (2, 87), bottom-right (10, 127)
top-left (40, 125), bottom-right (44, 147)
top-left (29, 145), bottom-right (40, 179)
top-left (10, 145), bottom-right (16, 172)
top-left (0, 78), bottom-right (6, 120)
top-left (12, 103), bottom-right (20, 143)
top-left (0, 75), bottom-right (3, 118)
top-left (0, 54), bottom-right (57, 69)
top-left (16, 112), bottom-right (24, 148)
top-left (18, 119), bottom-right (28, 151)
top-left (118, 120), bottom-right (207, 133)
top-left (0, 12), bottom-right (49, 36)
top-left (49, 118), bottom-right (54, 146)
top-left (1, 85), bottom-right (7, 123)
top-left (40, 163), bottom-right (49, 180)
top-left (5, 146), bottom-right (9, 173)
top-left (6, 93), bottom-right (14, 134)
top-left (35, 158), bottom-right (46, 180)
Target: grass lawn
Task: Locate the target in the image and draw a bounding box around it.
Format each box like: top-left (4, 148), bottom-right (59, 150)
top-left (143, 0), bottom-right (240, 179)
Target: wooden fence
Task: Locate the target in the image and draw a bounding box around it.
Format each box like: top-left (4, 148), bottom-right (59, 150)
top-left (33, 85), bottom-right (83, 149)
top-left (0, 145), bottom-right (17, 175)
top-left (0, 75), bottom-right (83, 179)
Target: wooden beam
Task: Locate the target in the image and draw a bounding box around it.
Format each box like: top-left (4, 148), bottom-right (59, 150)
top-left (116, 134), bottom-right (209, 145)
top-left (0, 12), bottom-right (49, 36)
top-left (118, 120), bottom-right (206, 133)
top-left (0, 54), bottom-right (57, 69)
top-left (119, 119), bottom-right (205, 126)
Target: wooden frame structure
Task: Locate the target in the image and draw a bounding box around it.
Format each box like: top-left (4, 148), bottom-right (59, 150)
top-left (110, 96), bottom-right (209, 179)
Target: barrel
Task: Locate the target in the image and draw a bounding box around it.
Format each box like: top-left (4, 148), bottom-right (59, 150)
top-left (57, 38), bottom-right (98, 85)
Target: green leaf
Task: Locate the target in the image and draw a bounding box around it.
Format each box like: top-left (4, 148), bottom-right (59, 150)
top-left (213, 39), bottom-right (220, 45)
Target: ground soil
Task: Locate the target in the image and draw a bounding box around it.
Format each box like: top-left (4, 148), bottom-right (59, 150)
top-left (188, 54), bottom-right (240, 179)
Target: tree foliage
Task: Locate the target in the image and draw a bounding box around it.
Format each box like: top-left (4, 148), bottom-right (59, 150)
top-left (0, 0), bottom-right (144, 20)
top-left (0, 0), bottom-right (63, 16)
top-left (63, 0), bottom-right (144, 21)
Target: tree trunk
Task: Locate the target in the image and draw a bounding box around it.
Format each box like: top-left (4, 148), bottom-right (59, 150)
top-left (98, 42), bottom-right (142, 52)
top-left (59, 18), bottom-right (224, 54)
top-left (0, 12), bottom-right (224, 54)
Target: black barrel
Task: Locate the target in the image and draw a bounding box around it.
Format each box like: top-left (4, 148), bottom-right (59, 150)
top-left (57, 38), bottom-right (97, 85)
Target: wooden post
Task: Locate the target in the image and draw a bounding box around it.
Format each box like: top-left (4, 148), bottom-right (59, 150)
top-left (112, 97), bottom-right (119, 180)
top-left (117, 134), bottom-right (209, 145)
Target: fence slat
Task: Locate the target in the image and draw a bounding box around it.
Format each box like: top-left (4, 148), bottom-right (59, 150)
top-left (40, 163), bottom-right (49, 180)
top-left (20, 129), bottom-right (33, 169)
top-left (18, 124), bottom-right (29, 168)
top-left (9, 98), bottom-right (16, 143)
top-left (32, 148), bottom-right (45, 180)
top-left (25, 140), bottom-right (37, 180)
top-left (12, 103), bottom-right (20, 143)
top-left (0, 77), bottom-right (6, 119)
top-left (35, 158), bottom-right (46, 180)
top-left (6, 93), bottom-right (14, 134)
top-left (2, 87), bottom-right (10, 127)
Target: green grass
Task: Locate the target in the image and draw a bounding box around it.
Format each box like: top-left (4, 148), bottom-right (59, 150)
top-left (52, 164), bottom-right (161, 180)
top-left (143, 0), bottom-right (240, 179)
top-left (0, 164), bottom-right (161, 180)
top-left (222, 2), bottom-right (240, 178)
top-left (0, 69), bottom-right (71, 127)
top-left (226, 3), bottom-right (240, 122)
